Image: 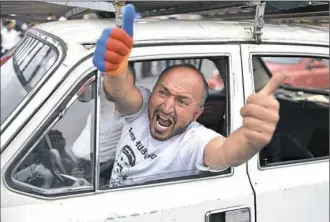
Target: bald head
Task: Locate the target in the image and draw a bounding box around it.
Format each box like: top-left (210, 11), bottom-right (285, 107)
top-left (155, 64), bottom-right (209, 109)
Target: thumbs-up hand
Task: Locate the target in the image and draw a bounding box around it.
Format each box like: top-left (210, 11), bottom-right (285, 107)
top-left (240, 73), bottom-right (287, 149)
top-left (93, 4), bottom-right (135, 76)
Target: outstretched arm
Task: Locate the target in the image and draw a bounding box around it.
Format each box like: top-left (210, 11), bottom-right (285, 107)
top-left (204, 73), bottom-right (287, 169)
top-left (93, 4), bottom-right (142, 116)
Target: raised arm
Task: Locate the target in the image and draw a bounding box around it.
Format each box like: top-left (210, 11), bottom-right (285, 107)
top-left (204, 73), bottom-right (287, 169)
top-left (93, 4), bottom-right (142, 116)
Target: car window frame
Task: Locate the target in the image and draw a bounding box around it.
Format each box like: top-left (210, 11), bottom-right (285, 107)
top-left (257, 55), bottom-right (329, 168)
top-left (95, 43), bottom-right (244, 192)
top-left (99, 57), bottom-right (232, 191)
top-left (240, 43), bottom-right (329, 172)
top-left (0, 28), bottom-right (67, 135)
top-left (3, 69), bottom-right (97, 198)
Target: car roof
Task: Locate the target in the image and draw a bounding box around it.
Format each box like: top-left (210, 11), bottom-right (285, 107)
top-left (34, 18), bottom-right (329, 47)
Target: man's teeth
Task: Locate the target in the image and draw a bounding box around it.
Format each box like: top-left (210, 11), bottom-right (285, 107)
top-left (159, 115), bottom-right (169, 121)
top-left (156, 120), bottom-right (169, 129)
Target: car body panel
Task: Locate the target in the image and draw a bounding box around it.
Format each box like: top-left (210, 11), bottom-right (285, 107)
top-left (241, 43), bottom-right (329, 222)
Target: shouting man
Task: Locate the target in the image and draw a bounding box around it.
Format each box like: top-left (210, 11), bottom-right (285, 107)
top-left (93, 4), bottom-right (286, 187)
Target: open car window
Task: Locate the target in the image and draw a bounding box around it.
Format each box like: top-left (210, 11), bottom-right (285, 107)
top-left (253, 55), bottom-right (329, 167)
top-left (98, 57), bottom-right (231, 190)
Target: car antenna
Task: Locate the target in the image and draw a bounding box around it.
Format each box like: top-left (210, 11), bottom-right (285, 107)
top-left (113, 0), bottom-right (126, 28)
top-left (247, 0), bottom-right (266, 43)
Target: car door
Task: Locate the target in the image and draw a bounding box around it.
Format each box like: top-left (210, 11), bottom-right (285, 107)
top-left (1, 44), bottom-right (255, 222)
top-left (241, 43), bottom-right (329, 222)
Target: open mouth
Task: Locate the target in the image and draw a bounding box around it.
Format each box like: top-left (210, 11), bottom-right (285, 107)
top-left (155, 114), bottom-right (173, 132)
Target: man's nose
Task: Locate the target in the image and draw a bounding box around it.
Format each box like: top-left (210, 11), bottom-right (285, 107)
top-left (162, 97), bottom-right (175, 114)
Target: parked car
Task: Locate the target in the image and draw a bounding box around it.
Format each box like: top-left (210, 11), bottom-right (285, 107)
top-left (209, 57), bottom-right (329, 91)
top-left (1, 12), bottom-right (329, 222)
top-left (262, 57), bottom-right (329, 89)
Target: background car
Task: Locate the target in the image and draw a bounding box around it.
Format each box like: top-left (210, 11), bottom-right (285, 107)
top-left (262, 57), bottom-right (329, 89)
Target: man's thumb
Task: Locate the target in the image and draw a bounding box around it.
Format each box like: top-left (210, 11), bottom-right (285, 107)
top-left (122, 4), bottom-right (135, 37)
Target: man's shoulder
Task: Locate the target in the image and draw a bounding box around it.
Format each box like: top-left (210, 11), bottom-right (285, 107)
top-left (184, 122), bottom-right (222, 138)
top-left (186, 121), bottom-right (208, 132)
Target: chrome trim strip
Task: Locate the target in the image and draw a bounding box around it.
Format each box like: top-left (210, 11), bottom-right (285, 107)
top-left (18, 40), bottom-right (40, 67)
top-left (258, 156), bottom-right (329, 171)
top-left (81, 38), bottom-right (329, 47)
top-left (16, 37), bottom-right (33, 62)
top-left (94, 72), bottom-right (101, 190)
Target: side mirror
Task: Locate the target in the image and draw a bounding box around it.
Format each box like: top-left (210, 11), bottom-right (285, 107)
top-left (78, 83), bottom-right (95, 103)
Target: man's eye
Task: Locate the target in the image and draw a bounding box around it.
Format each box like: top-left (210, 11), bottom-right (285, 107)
top-left (177, 99), bottom-right (187, 106)
top-left (159, 90), bottom-right (166, 96)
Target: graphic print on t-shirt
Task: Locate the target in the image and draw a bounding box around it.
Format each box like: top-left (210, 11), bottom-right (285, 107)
top-left (110, 145), bottom-right (136, 187)
top-left (109, 127), bottom-right (159, 187)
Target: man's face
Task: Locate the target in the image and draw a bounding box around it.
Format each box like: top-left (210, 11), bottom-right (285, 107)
top-left (148, 67), bottom-right (204, 141)
top-left (6, 23), bottom-right (14, 31)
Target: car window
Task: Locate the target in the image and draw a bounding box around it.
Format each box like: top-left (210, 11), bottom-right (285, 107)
top-left (98, 57), bottom-right (231, 189)
top-left (7, 75), bottom-right (95, 196)
top-left (253, 55), bottom-right (329, 167)
top-left (1, 36), bottom-right (59, 125)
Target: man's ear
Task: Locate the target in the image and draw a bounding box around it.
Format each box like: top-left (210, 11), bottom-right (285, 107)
top-left (194, 107), bottom-right (204, 121)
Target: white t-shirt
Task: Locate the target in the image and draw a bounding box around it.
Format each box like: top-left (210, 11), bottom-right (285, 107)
top-left (109, 87), bottom-right (226, 187)
top-left (72, 84), bottom-right (123, 163)
top-left (1, 28), bottom-right (20, 52)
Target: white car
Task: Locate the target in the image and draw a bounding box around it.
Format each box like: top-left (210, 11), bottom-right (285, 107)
top-left (1, 4), bottom-right (329, 222)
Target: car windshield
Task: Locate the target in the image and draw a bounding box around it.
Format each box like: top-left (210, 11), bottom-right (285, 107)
top-left (1, 36), bottom-right (58, 126)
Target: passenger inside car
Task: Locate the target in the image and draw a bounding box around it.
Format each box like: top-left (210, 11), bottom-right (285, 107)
top-left (97, 58), bottom-right (228, 187)
top-left (14, 130), bottom-right (77, 188)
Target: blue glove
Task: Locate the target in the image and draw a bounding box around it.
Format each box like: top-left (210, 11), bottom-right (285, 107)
top-left (93, 4), bottom-right (135, 76)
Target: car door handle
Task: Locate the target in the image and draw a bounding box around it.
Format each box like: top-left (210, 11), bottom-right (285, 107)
top-left (205, 207), bottom-right (250, 222)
